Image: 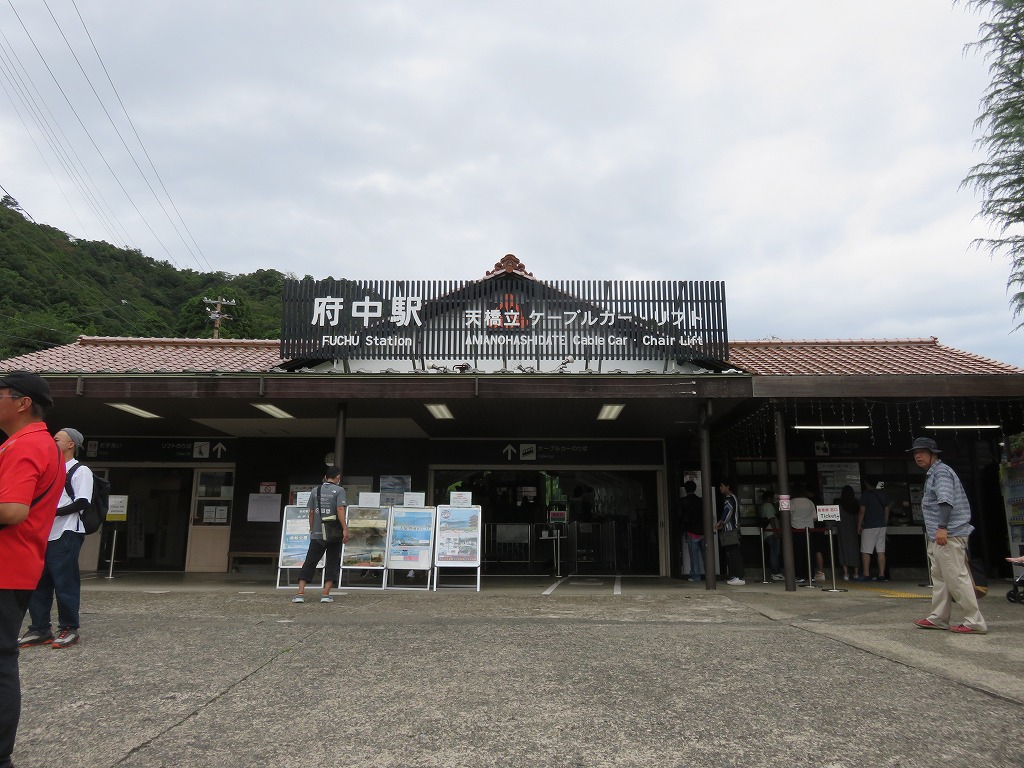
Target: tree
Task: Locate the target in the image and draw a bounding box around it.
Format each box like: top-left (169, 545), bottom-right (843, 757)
top-left (962, 1), bottom-right (1024, 325)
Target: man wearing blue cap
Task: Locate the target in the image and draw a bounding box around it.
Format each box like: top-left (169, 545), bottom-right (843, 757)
top-left (909, 437), bottom-right (988, 634)
top-left (19, 427), bottom-right (92, 650)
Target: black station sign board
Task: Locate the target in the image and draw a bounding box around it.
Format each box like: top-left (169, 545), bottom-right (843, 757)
top-left (280, 275), bottom-right (728, 363)
top-left (81, 437), bottom-right (237, 463)
top-left (430, 439), bottom-right (665, 467)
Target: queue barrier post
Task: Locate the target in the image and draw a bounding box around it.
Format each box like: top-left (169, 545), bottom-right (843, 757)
top-left (822, 526), bottom-right (847, 593)
top-left (919, 527), bottom-right (934, 588)
top-left (105, 528), bottom-right (118, 580)
top-left (799, 528), bottom-right (815, 588)
top-left (758, 527), bottom-right (770, 584)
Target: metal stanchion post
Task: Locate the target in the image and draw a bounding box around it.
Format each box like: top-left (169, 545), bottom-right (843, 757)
top-left (823, 526), bottom-right (847, 593)
top-left (759, 527), bottom-right (769, 584)
top-left (799, 528), bottom-right (815, 588)
top-left (555, 529), bottom-right (561, 578)
top-left (105, 528), bottom-right (118, 580)
top-left (919, 527), bottom-right (933, 588)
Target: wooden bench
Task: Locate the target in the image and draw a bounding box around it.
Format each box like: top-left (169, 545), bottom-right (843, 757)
top-left (227, 551), bottom-right (278, 571)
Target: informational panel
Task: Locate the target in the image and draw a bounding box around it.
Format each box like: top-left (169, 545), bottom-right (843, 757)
top-left (817, 462), bottom-right (861, 506)
top-left (279, 504), bottom-right (323, 569)
top-left (449, 491), bottom-right (473, 507)
top-left (247, 493), bottom-right (282, 522)
top-left (386, 507), bottom-right (436, 571)
top-left (342, 506), bottom-right (390, 568)
top-left (380, 475), bottom-right (412, 507)
top-left (107, 495), bottom-right (129, 522)
top-left (344, 477), bottom-right (373, 505)
top-left (434, 505), bottom-right (483, 567)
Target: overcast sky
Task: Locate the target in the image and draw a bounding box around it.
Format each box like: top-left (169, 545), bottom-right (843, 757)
top-left (1, 1), bottom-right (1019, 365)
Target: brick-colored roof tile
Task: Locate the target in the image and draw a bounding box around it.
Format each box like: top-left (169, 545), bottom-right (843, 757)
top-left (0, 336), bottom-right (284, 374)
top-left (727, 338), bottom-right (1024, 376)
top-left (1, 336), bottom-right (1020, 377)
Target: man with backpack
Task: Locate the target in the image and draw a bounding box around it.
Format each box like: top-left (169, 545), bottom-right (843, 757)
top-left (18, 428), bottom-right (92, 650)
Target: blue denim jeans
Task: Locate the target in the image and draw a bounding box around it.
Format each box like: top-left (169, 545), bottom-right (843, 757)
top-left (28, 530), bottom-right (84, 632)
top-left (686, 535), bottom-right (703, 580)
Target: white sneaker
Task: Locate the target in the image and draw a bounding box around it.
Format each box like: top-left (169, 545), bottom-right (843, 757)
top-left (726, 577), bottom-right (746, 586)
top-left (771, 573), bottom-right (785, 582)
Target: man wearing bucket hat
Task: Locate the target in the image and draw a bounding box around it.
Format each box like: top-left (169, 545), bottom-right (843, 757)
top-left (909, 437), bottom-right (988, 634)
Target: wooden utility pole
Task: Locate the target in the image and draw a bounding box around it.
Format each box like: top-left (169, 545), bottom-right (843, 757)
top-left (203, 297), bottom-right (236, 339)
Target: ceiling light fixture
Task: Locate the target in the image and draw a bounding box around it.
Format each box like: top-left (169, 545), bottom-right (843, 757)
top-left (597, 404), bottom-right (625, 421)
top-left (252, 403), bottom-right (294, 419)
top-left (924, 424), bottom-right (1001, 430)
top-left (425, 404), bottom-right (454, 419)
top-left (793, 425), bottom-right (869, 430)
top-left (106, 403), bottom-right (161, 419)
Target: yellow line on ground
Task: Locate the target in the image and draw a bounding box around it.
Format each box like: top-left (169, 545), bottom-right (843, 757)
top-left (846, 583), bottom-right (929, 599)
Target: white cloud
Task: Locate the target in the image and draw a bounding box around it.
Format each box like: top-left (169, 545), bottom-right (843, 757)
top-left (0, 0), bottom-right (1020, 364)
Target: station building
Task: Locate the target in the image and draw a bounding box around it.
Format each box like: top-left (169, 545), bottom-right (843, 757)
top-left (4, 255), bottom-right (1023, 585)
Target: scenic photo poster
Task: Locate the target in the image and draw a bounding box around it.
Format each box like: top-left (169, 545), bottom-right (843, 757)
top-left (342, 506), bottom-right (391, 568)
top-left (279, 505), bottom-right (324, 569)
top-left (386, 507), bottom-right (436, 570)
top-left (434, 505), bottom-right (482, 567)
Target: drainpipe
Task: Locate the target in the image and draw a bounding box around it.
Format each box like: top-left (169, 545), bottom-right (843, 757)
top-left (334, 404), bottom-right (346, 475)
top-left (775, 404), bottom-right (796, 591)
top-left (700, 400), bottom-right (716, 590)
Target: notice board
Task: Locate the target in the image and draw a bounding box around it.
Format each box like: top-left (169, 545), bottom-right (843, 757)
top-left (386, 507), bottom-right (436, 571)
top-left (434, 505), bottom-right (482, 567)
top-left (279, 504), bottom-right (323, 569)
top-left (342, 506), bottom-right (390, 568)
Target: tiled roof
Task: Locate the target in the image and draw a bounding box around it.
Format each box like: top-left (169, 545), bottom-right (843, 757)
top-left (0, 336), bottom-right (1020, 377)
top-left (0, 337), bottom-right (284, 374)
top-left (727, 338), bottom-right (1024, 376)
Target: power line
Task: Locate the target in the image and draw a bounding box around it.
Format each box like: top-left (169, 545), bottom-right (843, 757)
top-left (4, 0), bottom-right (183, 268)
top-left (0, 27), bottom-right (132, 246)
top-left (44, 0), bottom-right (213, 272)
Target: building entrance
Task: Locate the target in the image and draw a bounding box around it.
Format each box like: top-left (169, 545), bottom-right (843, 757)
top-left (101, 467), bottom-right (193, 570)
top-left (431, 468), bottom-right (661, 575)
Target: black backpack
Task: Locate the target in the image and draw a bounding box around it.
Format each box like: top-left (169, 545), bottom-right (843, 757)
top-left (64, 463), bottom-right (110, 534)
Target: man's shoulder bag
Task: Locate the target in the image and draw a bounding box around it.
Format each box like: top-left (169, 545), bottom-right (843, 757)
top-left (318, 486), bottom-right (345, 543)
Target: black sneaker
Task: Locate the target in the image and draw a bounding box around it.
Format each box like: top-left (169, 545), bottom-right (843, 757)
top-left (51, 628), bottom-right (80, 649)
top-left (18, 629), bottom-right (54, 648)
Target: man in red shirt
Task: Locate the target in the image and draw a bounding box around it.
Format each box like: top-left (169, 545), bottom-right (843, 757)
top-left (0, 371), bottom-right (63, 768)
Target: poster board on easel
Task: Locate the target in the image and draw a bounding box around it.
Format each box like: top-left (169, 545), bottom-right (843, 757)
top-left (433, 505), bottom-right (483, 591)
top-left (340, 506), bottom-right (390, 589)
top-left (276, 505), bottom-right (324, 589)
top-left (385, 506), bottom-right (436, 590)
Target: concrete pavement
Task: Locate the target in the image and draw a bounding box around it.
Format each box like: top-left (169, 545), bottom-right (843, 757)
top-left (12, 571), bottom-right (1024, 767)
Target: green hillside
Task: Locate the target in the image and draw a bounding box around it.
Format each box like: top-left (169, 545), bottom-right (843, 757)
top-left (0, 195), bottom-right (288, 359)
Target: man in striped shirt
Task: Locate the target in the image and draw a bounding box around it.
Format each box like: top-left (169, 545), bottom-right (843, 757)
top-left (910, 437), bottom-right (987, 635)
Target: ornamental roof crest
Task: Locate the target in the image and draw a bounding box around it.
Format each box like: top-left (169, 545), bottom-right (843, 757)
top-left (483, 254), bottom-right (534, 280)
